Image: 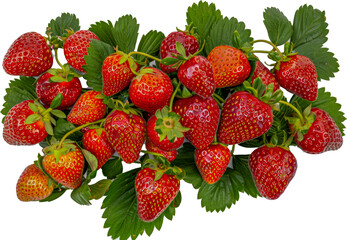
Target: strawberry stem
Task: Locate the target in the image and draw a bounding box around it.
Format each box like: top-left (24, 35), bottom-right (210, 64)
top-left (250, 39), bottom-right (284, 60)
top-left (54, 49), bottom-right (66, 76)
top-left (279, 100), bottom-right (305, 123)
top-left (169, 81), bottom-right (181, 112)
top-left (128, 51), bottom-right (162, 64)
top-left (212, 93), bottom-right (225, 103)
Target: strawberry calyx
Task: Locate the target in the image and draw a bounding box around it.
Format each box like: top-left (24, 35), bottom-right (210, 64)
top-left (142, 154), bottom-right (185, 181)
top-left (242, 77), bottom-right (283, 107)
top-left (176, 23), bottom-right (198, 40)
top-left (46, 64), bottom-right (82, 83)
top-left (154, 106), bottom-right (189, 143)
top-left (43, 138), bottom-right (77, 163)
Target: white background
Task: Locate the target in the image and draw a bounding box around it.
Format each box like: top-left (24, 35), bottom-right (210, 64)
top-left (0, 0), bottom-right (346, 240)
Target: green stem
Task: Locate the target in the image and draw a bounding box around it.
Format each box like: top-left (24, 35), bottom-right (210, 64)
top-left (230, 144), bottom-right (236, 157)
top-left (141, 150), bottom-right (165, 158)
top-left (40, 107), bottom-right (53, 116)
top-left (251, 50), bottom-right (272, 54)
top-left (279, 100), bottom-right (305, 123)
top-left (128, 51), bottom-right (162, 63)
top-left (250, 39), bottom-right (284, 59)
top-left (169, 81), bottom-right (181, 112)
top-left (212, 93), bottom-right (225, 103)
top-left (54, 49), bottom-right (65, 74)
top-left (58, 118), bottom-right (105, 148)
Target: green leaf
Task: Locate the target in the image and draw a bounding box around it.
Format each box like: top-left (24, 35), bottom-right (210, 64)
top-left (71, 181), bottom-right (92, 205)
top-left (50, 109), bottom-right (67, 118)
top-left (186, 1), bottom-right (223, 54)
top-left (46, 13), bottom-right (80, 37)
top-left (102, 157), bottom-right (123, 179)
top-left (135, 30), bottom-right (165, 62)
top-left (39, 188), bottom-right (66, 202)
top-left (291, 5), bottom-right (328, 50)
top-left (89, 20), bottom-right (118, 48)
top-left (263, 7), bottom-right (293, 46)
top-left (290, 87), bottom-right (346, 136)
top-left (101, 168), bottom-right (177, 240)
top-left (81, 149), bottom-right (98, 172)
top-left (83, 39), bottom-right (115, 91)
top-left (114, 15), bottom-right (139, 53)
top-left (205, 16), bottom-right (253, 55)
top-left (50, 93), bottom-right (63, 109)
top-left (1, 76), bottom-right (37, 123)
top-left (54, 118), bottom-right (83, 141)
top-left (89, 179), bottom-right (113, 200)
top-left (25, 114), bottom-right (41, 124)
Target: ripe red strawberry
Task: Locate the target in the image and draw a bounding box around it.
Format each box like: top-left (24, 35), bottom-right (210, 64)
top-left (129, 67), bottom-right (173, 115)
top-left (36, 72), bottom-right (82, 110)
top-left (178, 55), bottom-right (215, 98)
top-left (275, 54), bottom-right (318, 101)
top-left (251, 60), bottom-right (279, 92)
top-left (136, 168), bottom-right (180, 222)
top-left (3, 32), bottom-right (53, 76)
top-left (104, 110), bottom-right (146, 164)
top-left (292, 108), bottom-right (343, 154)
top-left (160, 31), bottom-right (199, 73)
top-left (42, 144), bottom-right (85, 189)
top-left (16, 164), bottom-right (54, 201)
top-left (217, 91), bottom-right (273, 145)
top-left (82, 128), bottom-right (115, 169)
top-left (249, 146), bottom-right (297, 200)
top-left (63, 30), bottom-right (99, 73)
top-left (145, 137), bottom-right (177, 162)
top-left (172, 95), bottom-right (220, 149)
top-left (207, 45), bottom-right (251, 88)
top-left (195, 143), bottom-right (231, 184)
top-left (67, 90), bottom-right (107, 125)
top-left (3, 100), bottom-right (48, 145)
top-left (102, 53), bottom-right (139, 96)
top-left (147, 114), bottom-right (185, 152)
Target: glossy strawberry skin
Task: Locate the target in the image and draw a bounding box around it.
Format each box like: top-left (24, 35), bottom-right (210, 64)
top-left (160, 31), bottom-right (199, 73)
top-left (3, 100), bottom-right (48, 145)
top-left (251, 61), bottom-right (279, 92)
top-left (3, 32), bottom-right (53, 76)
top-left (67, 90), bottom-right (107, 125)
top-left (145, 138), bottom-right (177, 162)
top-left (136, 168), bottom-right (180, 222)
top-left (172, 95), bottom-right (220, 149)
top-left (102, 53), bottom-right (139, 97)
top-left (146, 115), bottom-right (185, 152)
top-left (82, 128), bottom-right (115, 169)
top-left (195, 143), bottom-right (231, 184)
top-left (217, 91), bottom-right (273, 145)
top-left (207, 45), bottom-right (251, 88)
top-left (275, 54), bottom-right (318, 101)
top-left (249, 146), bottom-right (297, 200)
top-left (63, 30), bottom-right (99, 73)
top-left (36, 72), bottom-right (82, 110)
top-left (178, 56), bottom-right (215, 98)
top-left (42, 146), bottom-right (85, 189)
top-left (104, 110), bottom-right (146, 164)
top-left (16, 164), bottom-right (54, 201)
top-left (294, 108), bottom-right (343, 154)
top-left (129, 67), bottom-right (173, 115)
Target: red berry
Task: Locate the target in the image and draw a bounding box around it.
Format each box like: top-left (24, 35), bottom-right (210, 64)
top-left (251, 60), bottom-right (279, 93)
top-left (145, 138), bottom-right (177, 162)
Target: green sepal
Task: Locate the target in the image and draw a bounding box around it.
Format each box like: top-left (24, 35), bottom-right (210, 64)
top-left (50, 109), bottom-right (66, 118)
top-left (81, 148), bottom-right (98, 172)
top-left (28, 102), bottom-right (39, 112)
top-left (25, 113), bottom-right (41, 124)
top-left (50, 93), bottom-right (63, 109)
top-left (232, 30), bottom-right (241, 49)
top-left (44, 120), bottom-right (54, 135)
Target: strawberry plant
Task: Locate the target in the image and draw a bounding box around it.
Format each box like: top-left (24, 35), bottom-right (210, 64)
top-left (1, 2), bottom-right (345, 240)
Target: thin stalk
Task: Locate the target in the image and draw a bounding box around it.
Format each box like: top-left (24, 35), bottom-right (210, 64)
top-left (250, 39), bottom-right (284, 59)
top-left (169, 81), bottom-right (181, 112)
top-left (279, 100), bottom-right (305, 123)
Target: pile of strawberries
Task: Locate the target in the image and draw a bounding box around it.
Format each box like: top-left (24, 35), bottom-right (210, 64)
top-left (1, 2), bottom-right (344, 237)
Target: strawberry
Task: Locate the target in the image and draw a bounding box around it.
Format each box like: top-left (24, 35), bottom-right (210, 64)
top-left (145, 137), bottom-right (177, 162)
top-left (104, 110), bottom-right (146, 164)
top-left (249, 145), bottom-right (297, 200)
top-left (82, 128), bottom-right (115, 169)
top-left (129, 67), bottom-right (173, 115)
top-left (160, 31), bottom-right (199, 73)
top-left (251, 60), bottom-right (279, 93)
top-left (146, 107), bottom-right (188, 152)
top-left (207, 45), bottom-right (251, 88)
top-left (3, 100), bottom-right (49, 145)
top-left (177, 55), bottom-right (215, 98)
top-left (275, 54), bottom-right (318, 101)
top-left (172, 95), bottom-right (220, 149)
top-left (136, 167), bottom-right (180, 222)
top-left (36, 71), bottom-right (82, 110)
top-left (102, 52), bottom-right (139, 96)
top-left (290, 107), bottom-right (343, 154)
top-left (67, 90), bottom-right (107, 125)
top-left (63, 30), bottom-right (99, 73)
top-left (3, 32), bottom-right (53, 76)
top-left (217, 91), bottom-right (273, 145)
top-left (42, 143), bottom-right (85, 189)
top-left (16, 164), bottom-right (54, 201)
top-left (194, 143), bottom-right (231, 184)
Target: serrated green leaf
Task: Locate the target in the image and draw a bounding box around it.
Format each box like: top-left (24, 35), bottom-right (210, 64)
top-left (205, 16), bottom-right (253, 54)
top-left (263, 7), bottom-right (293, 46)
top-left (71, 182), bottom-right (92, 205)
top-left (46, 13), bottom-right (80, 37)
top-left (39, 188), bottom-right (66, 202)
top-left (83, 39), bottom-right (115, 91)
top-left (290, 87), bottom-right (346, 135)
top-left (135, 30), bottom-right (165, 62)
top-left (101, 168), bottom-right (177, 240)
top-left (101, 157), bottom-right (123, 179)
top-left (114, 15), bottom-right (139, 53)
top-left (89, 179), bottom-right (112, 200)
top-left (89, 20), bottom-right (117, 47)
